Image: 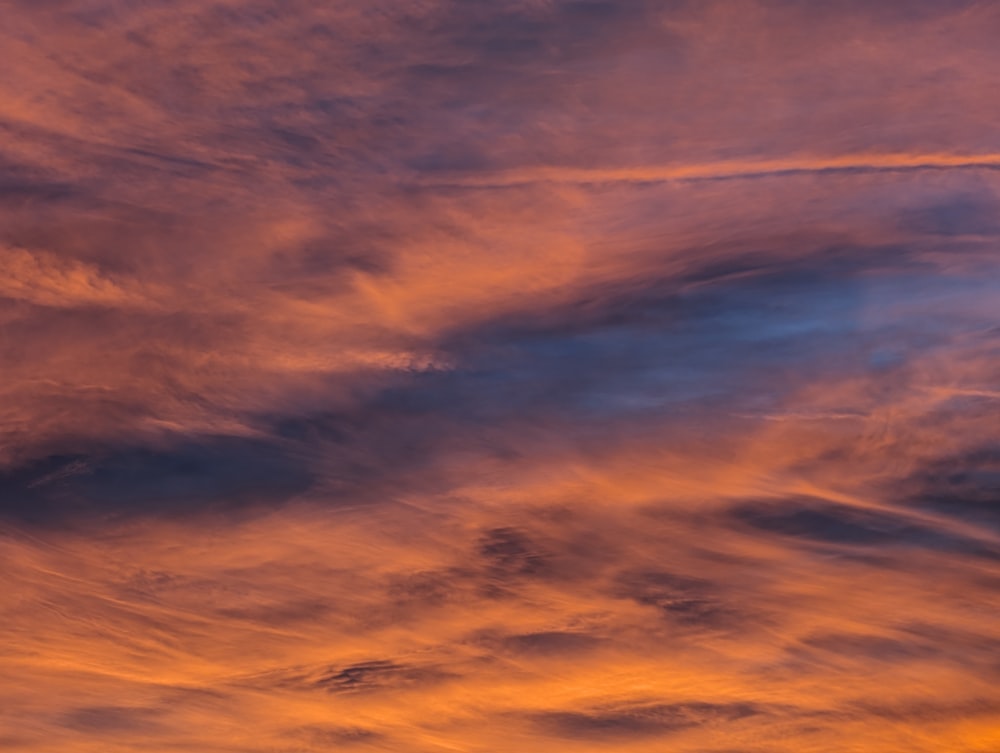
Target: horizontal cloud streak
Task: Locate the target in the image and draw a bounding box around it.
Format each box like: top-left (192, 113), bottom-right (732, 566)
top-left (420, 152), bottom-right (1000, 187)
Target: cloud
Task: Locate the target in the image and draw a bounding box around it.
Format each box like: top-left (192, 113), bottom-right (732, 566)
top-left (530, 701), bottom-right (766, 740)
top-left (0, 244), bottom-right (150, 309)
top-left (0, 436), bottom-right (316, 524)
top-left (729, 497), bottom-right (1000, 559)
top-left (1, 1), bottom-right (1000, 752)
top-left (420, 153), bottom-right (1000, 188)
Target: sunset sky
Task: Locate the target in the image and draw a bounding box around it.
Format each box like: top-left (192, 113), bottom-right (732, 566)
top-left (2, 1), bottom-right (1000, 751)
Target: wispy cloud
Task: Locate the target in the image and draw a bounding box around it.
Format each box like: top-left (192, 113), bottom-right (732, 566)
top-left (1, 1), bottom-right (999, 751)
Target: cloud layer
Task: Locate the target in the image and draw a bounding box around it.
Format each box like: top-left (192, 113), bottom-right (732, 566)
top-left (1, 1), bottom-right (999, 751)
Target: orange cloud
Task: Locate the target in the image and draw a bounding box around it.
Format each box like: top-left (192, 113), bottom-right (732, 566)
top-left (1, 0), bottom-right (999, 751)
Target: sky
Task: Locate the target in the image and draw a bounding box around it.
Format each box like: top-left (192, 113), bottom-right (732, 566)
top-left (1, 1), bottom-right (999, 751)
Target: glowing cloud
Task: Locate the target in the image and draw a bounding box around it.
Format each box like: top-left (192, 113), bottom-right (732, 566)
top-left (1, 1), bottom-right (998, 751)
